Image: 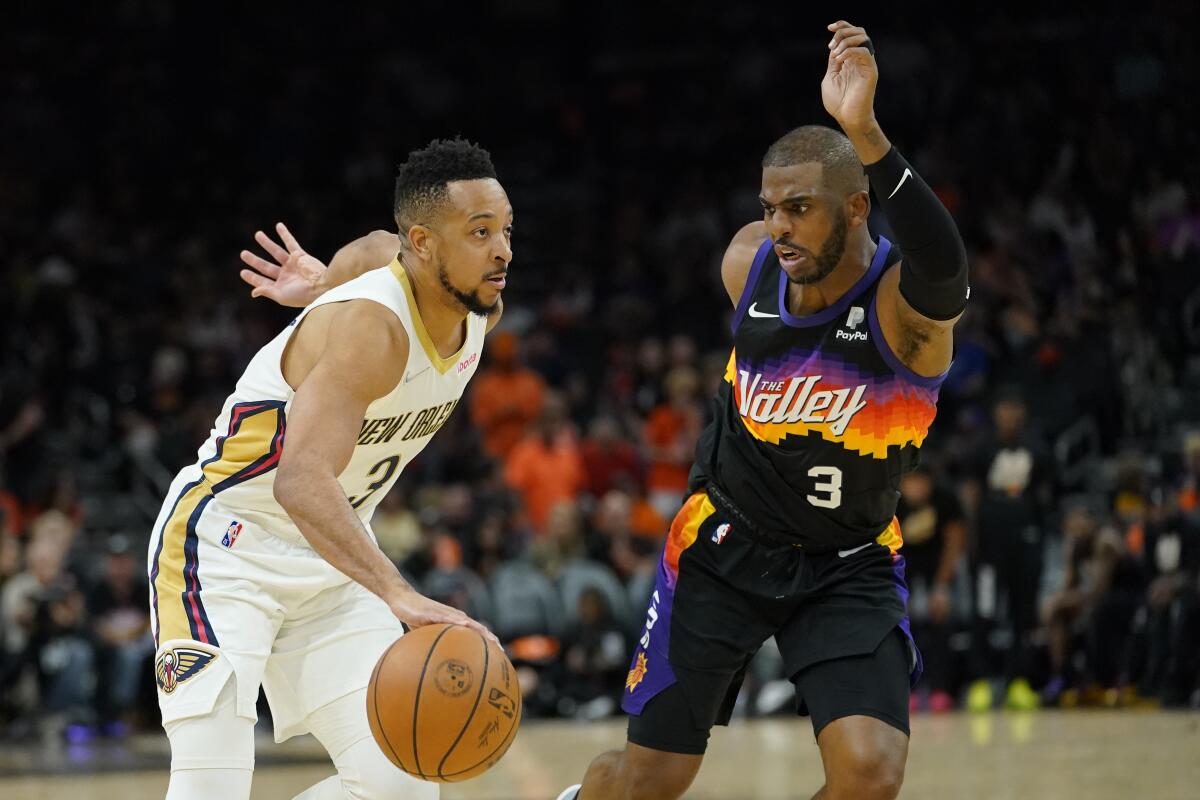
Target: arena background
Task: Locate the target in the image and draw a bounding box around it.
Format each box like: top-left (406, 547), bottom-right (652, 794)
top-left (2, 2), bottom-right (1198, 798)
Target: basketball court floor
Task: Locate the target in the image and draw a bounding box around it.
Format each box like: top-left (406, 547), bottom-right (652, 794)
top-left (1, 711), bottom-right (1196, 799)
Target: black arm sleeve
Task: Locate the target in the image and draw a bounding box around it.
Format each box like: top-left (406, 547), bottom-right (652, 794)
top-left (864, 147), bottom-right (969, 320)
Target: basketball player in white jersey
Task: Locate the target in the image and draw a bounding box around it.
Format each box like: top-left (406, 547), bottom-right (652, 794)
top-left (148, 138), bottom-right (510, 799)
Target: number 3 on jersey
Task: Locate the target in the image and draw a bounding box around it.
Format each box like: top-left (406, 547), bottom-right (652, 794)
top-left (806, 466), bottom-right (842, 509)
top-left (348, 455), bottom-right (400, 509)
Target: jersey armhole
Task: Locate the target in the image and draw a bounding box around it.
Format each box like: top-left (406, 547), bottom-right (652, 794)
top-left (730, 239), bottom-right (774, 335)
top-left (866, 294), bottom-right (950, 389)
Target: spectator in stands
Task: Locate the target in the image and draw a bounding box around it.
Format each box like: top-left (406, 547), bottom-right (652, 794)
top-left (531, 501), bottom-right (587, 580)
top-left (1132, 501), bottom-right (1200, 706)
top-left (558, 587), bottom-right (628, 720)
top-left (966, 393), bottom-right (1052, 711)
top-left (87, 534), bottom-right (150, 734)
top-left (505, 392), bottom-right (585, 534)
top-left (0, 520), bottom-right (91, 737)
top-left (580, 415), bottom-right (643, 499)
top-left (642, 366), bottom-right (703, 520)
top-left (897, 465), bottom-right (966, 712)
top-left (591, 490), bottom-right (659, 581)
top-left (371, 486), bottom-right (423, 565)
top-left (470, 331), bottom-right (546, 461)
top-left (1041, 504), bottom-right (1144, 705)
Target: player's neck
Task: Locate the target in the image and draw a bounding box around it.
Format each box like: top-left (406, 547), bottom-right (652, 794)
top-left (399, 259), bottom-right (469, 354)
top-left (783, 235), bottom-right (877, 317)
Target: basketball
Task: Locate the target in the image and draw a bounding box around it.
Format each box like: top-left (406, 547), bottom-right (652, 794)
top-left (366, 623), bottom-right (522, 783)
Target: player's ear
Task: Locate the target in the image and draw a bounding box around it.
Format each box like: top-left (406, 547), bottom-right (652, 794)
top-left (407, 224), bottom-right (433, 258)
top-left (847, 190), bottom-right (870, 227)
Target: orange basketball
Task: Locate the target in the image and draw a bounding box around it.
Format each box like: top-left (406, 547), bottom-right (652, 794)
top-left (366, 623), bottom-right (522, 783)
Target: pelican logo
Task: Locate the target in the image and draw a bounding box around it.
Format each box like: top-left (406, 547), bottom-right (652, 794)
top-left (156, 646), bottom-right (217, 694)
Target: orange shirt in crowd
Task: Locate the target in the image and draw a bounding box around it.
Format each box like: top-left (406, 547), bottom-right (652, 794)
top-left (643, 404), bottom-right (700, 494)
top-left (470, 366), bottom-right (546, 460)
top-left (504, 431), bottom-right (585, 533)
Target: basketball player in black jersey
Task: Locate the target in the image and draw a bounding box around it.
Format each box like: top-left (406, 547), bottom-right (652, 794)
top-left (556, 21), bottom-right (970, 800)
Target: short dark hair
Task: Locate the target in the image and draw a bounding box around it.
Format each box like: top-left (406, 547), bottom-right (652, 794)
top-left (762, 125), bottom-right (867, 196)
top-left (393, 138), bottom-right (498, 233)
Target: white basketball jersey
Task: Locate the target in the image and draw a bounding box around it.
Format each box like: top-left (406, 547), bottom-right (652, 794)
top-left (179, 259), bottom-right (486, 536)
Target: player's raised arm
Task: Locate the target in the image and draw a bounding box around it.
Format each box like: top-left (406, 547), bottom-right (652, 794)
top-left (272, 299), bottom-right (495, 642)
top-left (239, 223), bottom-right (401, 307)
top-left (822, 20), bottom-right (969, 374)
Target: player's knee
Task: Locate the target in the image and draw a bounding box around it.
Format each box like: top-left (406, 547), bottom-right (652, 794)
top-left (336, 736), bottom-right (438, 800)
top-left (826, 737), bottom-right (905, 800)
top-left (164, 672), bottom-right (256, 774)
top-left (611, 746), bottom-right (699, 800)
top-left (623, 772), bottom-right (693, 800)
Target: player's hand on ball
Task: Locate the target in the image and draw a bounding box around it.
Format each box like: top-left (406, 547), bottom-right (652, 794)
top-left (388, 587), bottom-right (500, 646)
top-left (239, 222), bottom-right (327, 307)
top-left (821, 20), bottom-right (879, 133)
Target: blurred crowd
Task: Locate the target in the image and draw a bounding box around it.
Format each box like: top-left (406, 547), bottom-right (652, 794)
top-left (2, 3), bottom-right (1199, 741)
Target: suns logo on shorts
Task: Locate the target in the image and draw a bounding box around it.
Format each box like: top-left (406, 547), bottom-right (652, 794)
top-left (156, 646), bottom-right (217, 694)
top-left (625, 651), bottom-right (649, 692)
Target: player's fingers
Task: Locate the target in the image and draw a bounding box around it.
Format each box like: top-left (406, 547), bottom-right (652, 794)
top-left (832, 32), bottom-right (870, 57)
top-left (276, 222), bottom-right (304, 255)
top-left (827, 20), bottom-right (851, 32)
top-left (471, 621), bottom-right (501, 646)
top-left (240, 250), bottom-right (282, 277)
top-left (254, 230), bottom-right (290, 264)
top-left (835, 46), bottom-right (875, 64)
top-left (830, 24), bottom-right (865, 47)
top-left (240, 268), bottom-right (274, 289)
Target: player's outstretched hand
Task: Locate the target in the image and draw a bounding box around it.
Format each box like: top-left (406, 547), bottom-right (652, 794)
top-left (821, 20), bottom-right (879, 133)
top-left (388, 586), bottom-right (501, 646)
top-left (239, 222), bottom-right (327, 308)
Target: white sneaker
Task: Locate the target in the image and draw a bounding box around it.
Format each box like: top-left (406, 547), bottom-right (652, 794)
top-left (555, 785), bottom-right (582, 800)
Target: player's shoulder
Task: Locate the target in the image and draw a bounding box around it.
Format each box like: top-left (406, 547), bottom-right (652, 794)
top-left (728, 220), bottom-right (767, 251)
top-left (283, 298), bottom-right (409, 397)
top-left (300, 297), bottom-right (408, 357)
top-left (721, 221), bottom-right (769, 305)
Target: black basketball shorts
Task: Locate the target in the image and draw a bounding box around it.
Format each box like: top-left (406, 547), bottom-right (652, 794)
top-left (622, 491), bottom-right (921, 755)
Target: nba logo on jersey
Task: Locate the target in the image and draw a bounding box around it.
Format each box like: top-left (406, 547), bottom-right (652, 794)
top-left (221, 521), bottom-right (243, 548)
top-left (712, 523), bottom-right (731, 545)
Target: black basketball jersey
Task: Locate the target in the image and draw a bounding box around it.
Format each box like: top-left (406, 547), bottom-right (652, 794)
top-left (688, 236), bottom-right (946, 551)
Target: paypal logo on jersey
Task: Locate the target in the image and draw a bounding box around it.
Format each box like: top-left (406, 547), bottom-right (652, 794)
top-left (835, 306), bottom-right (869, 342)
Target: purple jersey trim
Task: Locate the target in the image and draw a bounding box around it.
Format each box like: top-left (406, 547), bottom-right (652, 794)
top-left (730, 238), bottom-right (774, 334)
top-left (777, 237), bottom-right (892, 328)
top-left (866, 297), bottom-right (950, 388)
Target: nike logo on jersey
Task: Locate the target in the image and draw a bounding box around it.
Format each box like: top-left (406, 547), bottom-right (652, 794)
top-left (837, 542), bottom-right (875, 558)
top-left (748, 303), bottom-right (780, 319)
top-left (404, 367), bottom-right (431, 384)
top-left (887, 168), bottom-right (912, 199)
top-left (736, 371), bottom-right (868, 436)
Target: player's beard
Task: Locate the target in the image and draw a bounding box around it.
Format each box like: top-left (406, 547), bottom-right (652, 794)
top-left (788, 209), bottom-right (848, 285)
top-left (438, 256), bottom-right (498, 317)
